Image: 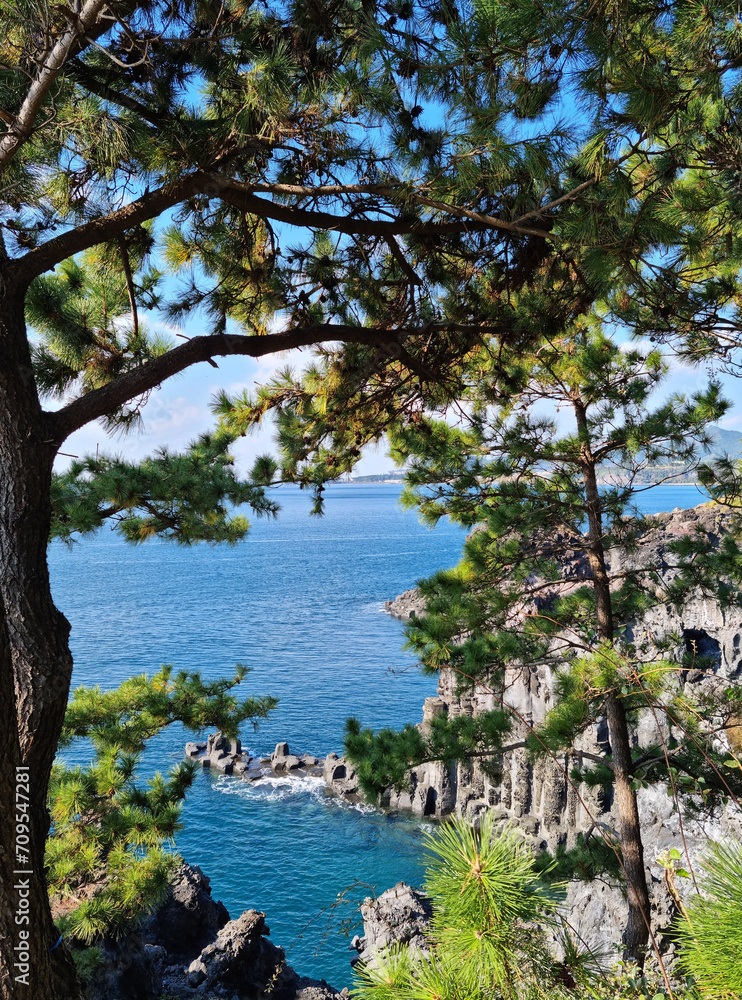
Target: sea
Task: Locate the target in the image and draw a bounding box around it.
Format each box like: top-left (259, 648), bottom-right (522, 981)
top-left (47, 482), bottom-right (711, 987)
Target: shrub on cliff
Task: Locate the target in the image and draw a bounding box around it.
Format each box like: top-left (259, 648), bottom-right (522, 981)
top-left (351, 815), bottom-right (690, 1000)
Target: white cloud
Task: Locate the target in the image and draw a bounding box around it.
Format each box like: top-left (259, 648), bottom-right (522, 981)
top-left (55, 395), bottom-right (214, 469)
top-left (249, 346), bottom-right (313, 384)
top-left (718, 412), bottom-right (742, 431)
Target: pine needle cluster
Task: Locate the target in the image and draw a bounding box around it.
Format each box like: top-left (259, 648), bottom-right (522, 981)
top-left (46, 666), bottom-right (276, 945)
top-left (351, 815), bottom-right (696, 1000)
top-left (50, 426), bottom-right (279, 545)
top-left (674, 841), bottom-right (742, 999)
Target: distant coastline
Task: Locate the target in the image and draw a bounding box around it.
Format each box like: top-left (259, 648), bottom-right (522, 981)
top-left (346, 422), bottom-right (742, 488)
top-left (348, 474), bottom-right (406, 484)
top-left (345, 474), bottom-right (707, 488)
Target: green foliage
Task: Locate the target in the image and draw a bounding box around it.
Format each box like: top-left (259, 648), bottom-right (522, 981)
top-left (47, 666), bottom-right (276, 943)
top-left (345, 709), bottom-right (512, 801)
top-left (674, 840), bottom-right (742, 999)
top-left (28, 247), bottom-right (165, 432)
top-left (50, 427), bottom-right (278, 545)
top-left (11, 0), bottom-right (742, 442)
top-left (69, 946), bottom-right (104, 984)
top-left (345, 718), bottom-right (427, 800)
top-left (423, 818), bottom-right (563, 983)
top-left (353, 816), bottom-right (565, 1000)
top-left (27, 250), bottom-right (284, 546)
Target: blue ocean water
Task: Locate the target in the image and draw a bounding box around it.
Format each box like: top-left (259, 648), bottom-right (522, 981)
top-left (47, 482), bottom-right (710, 986)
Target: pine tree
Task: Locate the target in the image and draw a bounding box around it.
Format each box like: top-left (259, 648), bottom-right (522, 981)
top-left (354, 815), bottom-right (564, 1000)
top-left (46, 666), bottom-right (275, 952)
top-left (227, 281), bottom-right (742, 967)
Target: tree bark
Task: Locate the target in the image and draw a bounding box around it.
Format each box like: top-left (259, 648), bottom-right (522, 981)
top-left (574, 397), bottom-right (651, 967)
top-left (0, 277), bottom-right (80, 999)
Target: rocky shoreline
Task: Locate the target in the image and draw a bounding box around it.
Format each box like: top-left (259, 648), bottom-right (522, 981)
top-left (82, 861), bottom-right (350, 1000)
top-left (82, 858), bottom-right (432, 1000)
top-left (184, 733), bottom-right (364, 806)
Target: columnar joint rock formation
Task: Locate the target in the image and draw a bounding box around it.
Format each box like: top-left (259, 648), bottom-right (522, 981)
top-left (383, 505), bottom-right (742, 839)
top-left (381, 504), bottom-right (742, 958)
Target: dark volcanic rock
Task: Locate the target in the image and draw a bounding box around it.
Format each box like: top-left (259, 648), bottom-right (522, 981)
top-left (187, 910), bottom-right (295, 997)
top-left (82, 934), bottom-right (163, 1000)
top-left (145, 861), bottom-right (229, 961)
top-left (84, 859), bottom-right (351, 1000)
top-left (384, 588), bottom-right (426, 621)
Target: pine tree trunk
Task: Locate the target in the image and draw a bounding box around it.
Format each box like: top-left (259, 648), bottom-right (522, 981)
top-left (574, 397), bottom-right (651, 967)
top-left (0, 276), bottom-right (80, 1000)
top-left (604, 691), bottom-right (651, 964)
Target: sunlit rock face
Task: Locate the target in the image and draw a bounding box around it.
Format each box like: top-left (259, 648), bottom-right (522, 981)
top-left (383, 504), bottom-right (742, 960)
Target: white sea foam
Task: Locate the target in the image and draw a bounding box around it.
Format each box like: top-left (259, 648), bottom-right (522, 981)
top-left (340, 799), bottom-right (376, 815)
top-left (213, 772), bottom-right (380, 815)
top-left (214, 773), bottom-right (327, 804)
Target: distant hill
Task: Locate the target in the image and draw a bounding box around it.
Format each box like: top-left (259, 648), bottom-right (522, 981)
top-left (597, 424), bottom-right (742, 484)
top-left (350, 427), bottom-right (742, 487)
top-left (350, 472), bottom-right (405, 483)
top-left (707, 424), bottom-right (742, 459)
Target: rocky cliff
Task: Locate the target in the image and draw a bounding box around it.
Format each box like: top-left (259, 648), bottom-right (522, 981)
top-left (80, 861), bottom-right (349, 1000)
top-left (380, 503), bottom-right (742, 958)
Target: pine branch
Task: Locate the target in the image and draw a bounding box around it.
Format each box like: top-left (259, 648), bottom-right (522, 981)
top-left (64, 60), bottom-right (167, 128)
top-left (220, 180), bottom-right (553, 239)
top-left (0, 0), bottom-right (110, 169)
top-left (117, 237), bottom-right (138, 339)
top-left (10, 171), bottom-right (210, 284)
top-left (46, 323), bottom-right (510, 446)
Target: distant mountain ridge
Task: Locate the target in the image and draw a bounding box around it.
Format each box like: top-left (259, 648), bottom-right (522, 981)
top-left (351, 427), bottom-right (742, 487)
top-left (706, 424), bottom-right (742, 458)
top-left (597, 423), bottom-right (742, 484)
top-left (350, 473), bottom-right (406, 483)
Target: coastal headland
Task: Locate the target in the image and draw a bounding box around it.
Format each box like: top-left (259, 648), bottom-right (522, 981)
top-left (186, 502), bottom-right (742, 968)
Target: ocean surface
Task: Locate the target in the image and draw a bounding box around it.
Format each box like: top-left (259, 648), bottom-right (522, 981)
top-left (47, 482), bottom-right (711, 986)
